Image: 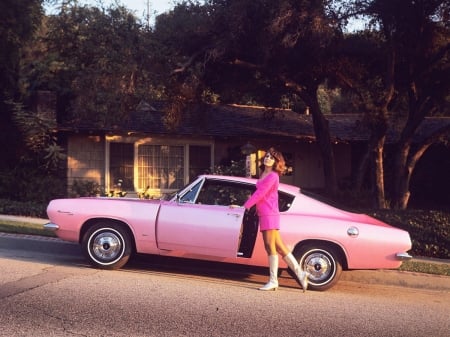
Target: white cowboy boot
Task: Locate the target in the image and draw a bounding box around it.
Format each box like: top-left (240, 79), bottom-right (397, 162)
top-left (283, 253), bottom-right (309, 292)
top-left (259, 255), bottom-right (279, 291)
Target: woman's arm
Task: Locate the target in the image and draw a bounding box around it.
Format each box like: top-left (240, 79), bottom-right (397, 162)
top-left (243, 173), bottom-right (277, 209)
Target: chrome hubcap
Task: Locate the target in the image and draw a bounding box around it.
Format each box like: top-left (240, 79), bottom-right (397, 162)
top-left (92, 232), bottom-right (121, 260)
top-left (304, 251), bottom-right (334, 284)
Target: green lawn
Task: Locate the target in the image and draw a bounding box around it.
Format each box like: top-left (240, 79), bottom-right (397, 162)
top-left (0, 220), bottom-right (56, 237)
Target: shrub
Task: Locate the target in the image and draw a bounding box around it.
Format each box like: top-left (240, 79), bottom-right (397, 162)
top-left (70, 179), bottom-right (102, 197)
top-left (213, 159), bottom-right (247, 177)
top-left (0, 167), bottom-right (66, 203)
top-left (0, 198), bottom-right (47, 218)
top-left (369, 209), bottom-right (450, 259)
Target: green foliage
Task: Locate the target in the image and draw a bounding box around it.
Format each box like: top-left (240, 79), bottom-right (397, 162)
top-left (399, 260), bottom-right (450, 276)
top-left (0, 166), bottom-right (66, 204)
top-left (11, 100), bottom-right (66, 172)
top-left (341, 0), bottom-right (450, 209)
top-left (0, 221), bottom-right (54, 237)
top-left (69, 179), bottom-right (127, 197)
top-left (369, 209), bottom-right (450, 259)
top-left (29, 3), bottom-right (169, 128)
top-left (0, 0), bottom-right (44, 97)
top-left (0, 199), bottom-right (47, 218)
top-left (212, 159), bottom-right (247, 177)
top-left (69, 179), bottom-right (102, 197)
top-left (0, 0), bottom-right (45, 169)
top-left (9, 0), bottom-right (450, 213)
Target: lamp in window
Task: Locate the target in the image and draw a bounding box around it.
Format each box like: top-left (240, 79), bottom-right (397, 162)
top-left (240, 142), bottom-right (256, 178)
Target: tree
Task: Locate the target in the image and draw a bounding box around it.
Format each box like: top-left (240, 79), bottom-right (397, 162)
top-left (0, 0), bottom-right (44, 169)
top-left (35, 1), bottom-right (166, 128)
top-left (341, 0), bottom-right (450, 209)
top-left (154, 0), bottom-right (341, 195)
top-left (381, 0), bottom-right (450, 209)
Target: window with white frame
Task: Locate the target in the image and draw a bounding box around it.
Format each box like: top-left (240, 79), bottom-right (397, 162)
top-left (137, 144), bottom-right (185, 190)
top-left (109, 141), bottom-right (212, 196)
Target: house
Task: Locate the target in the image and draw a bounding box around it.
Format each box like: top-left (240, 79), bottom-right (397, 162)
top-left (56, 101), bottom-right (450, 200)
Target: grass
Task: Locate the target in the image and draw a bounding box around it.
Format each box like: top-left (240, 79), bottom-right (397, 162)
top-left (0, 220), bottom-right (56, 237)
top-left (1, 219), bottom-right (449, 277)
top-left (399, 260), bottom-right (450, 277)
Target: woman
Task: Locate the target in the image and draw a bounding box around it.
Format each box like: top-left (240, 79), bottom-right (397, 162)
top-left (243, 147), bottom-right (309, 292)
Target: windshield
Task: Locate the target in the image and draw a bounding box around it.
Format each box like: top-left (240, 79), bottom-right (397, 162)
top-left (160, 178), bottom-right (202, 201)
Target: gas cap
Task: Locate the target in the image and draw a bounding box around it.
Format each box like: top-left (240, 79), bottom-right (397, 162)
top-left (347, 226), bottom-right (359, 237)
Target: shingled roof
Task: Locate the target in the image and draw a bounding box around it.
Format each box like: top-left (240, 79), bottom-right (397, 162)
top-left (62, 102), bottom-right (450, 144)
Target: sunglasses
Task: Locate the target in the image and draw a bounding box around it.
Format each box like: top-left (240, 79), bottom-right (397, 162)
top-left (264, 153), bottom-right (275, 160)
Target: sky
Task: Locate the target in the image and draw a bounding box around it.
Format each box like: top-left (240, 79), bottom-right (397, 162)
top-left (46, 1), bottom-right (178, 20)
top-left (98, 0), bottom-right (175, 17)
top-left (46, 1), bottom-right (364, 30)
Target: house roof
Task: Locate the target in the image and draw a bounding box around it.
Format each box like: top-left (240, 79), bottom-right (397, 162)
top-left (61, 103), bottom-right (450, 144)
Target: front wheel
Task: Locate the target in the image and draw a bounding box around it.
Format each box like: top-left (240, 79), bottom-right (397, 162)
top-left (294, 244), bottom-right (343, 291)
top-left (82, 222), bottom-right (132, 270)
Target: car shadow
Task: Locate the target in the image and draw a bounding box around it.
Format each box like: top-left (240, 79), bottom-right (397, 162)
top-left (125, 253), bottom-right (300, 289)
top-left (0, 233), bottom-right (300, 290)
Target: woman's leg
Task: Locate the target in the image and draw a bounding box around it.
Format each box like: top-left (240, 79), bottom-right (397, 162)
top-left (274, 231), bottom-right (290, 256)
top-left (260, 230), bottom-right (279, 290)
top-left (262, 230), bottom-right (278, 255)
top-left (262, 229), bottom-right (291, 255)
top-left (271, 230), bottom-right (309, 292)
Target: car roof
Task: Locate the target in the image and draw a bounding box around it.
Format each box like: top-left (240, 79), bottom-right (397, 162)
top-left (200, 174), bottom-right (301, 195)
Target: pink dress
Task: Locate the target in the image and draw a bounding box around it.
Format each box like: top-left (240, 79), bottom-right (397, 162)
top-left (243, 172), bottom-right (280, 231)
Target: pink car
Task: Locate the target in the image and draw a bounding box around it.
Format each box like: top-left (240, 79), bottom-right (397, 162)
top-left (45, 175), bottom-right (412, 291)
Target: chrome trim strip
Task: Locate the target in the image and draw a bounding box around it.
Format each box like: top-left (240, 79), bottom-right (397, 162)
top-left (43, 222), bottom-right (59, 231)
top-left (396, 252), bottom-right (413, 261)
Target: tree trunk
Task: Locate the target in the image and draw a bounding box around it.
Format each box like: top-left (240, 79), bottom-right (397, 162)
top-left (285, 80), bottom-right (338, 197)
top-left (391, 81), bottom-right (431, 209)
top-left (371, 132), bottom-right (388, 209)
top-left (355, 148), bottom-right (369, 191)
top-left (368, 41), bottom-right (396, 209)
top-left (391, 124), bottom-right (450, 209)
top-left (374, 137), bottom-right (387, 209)
top-left (391, 141), bottom-right (412, 210)
top-left (304, 90), bottom-right (338, 197)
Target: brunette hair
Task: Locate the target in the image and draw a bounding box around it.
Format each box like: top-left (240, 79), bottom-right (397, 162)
top-left (260, 147), bottom-right (286, 175)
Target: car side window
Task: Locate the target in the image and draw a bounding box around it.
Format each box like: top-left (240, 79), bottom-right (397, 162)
top-left (279, 192), bottom-right (294, 212)
top-left (179, 181), bottom-right (202, 203)
top-left (196, 180), bottom-right (254, 206)
top-left (193, 178), bottom-right (294, 211)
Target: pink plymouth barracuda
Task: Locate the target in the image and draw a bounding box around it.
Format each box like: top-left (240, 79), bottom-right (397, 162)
top-left (45, 175), bottom-right (412, 291)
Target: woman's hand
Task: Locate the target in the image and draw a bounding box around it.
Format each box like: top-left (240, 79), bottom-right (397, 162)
top-left (229, 204), bottom-right (243, 209)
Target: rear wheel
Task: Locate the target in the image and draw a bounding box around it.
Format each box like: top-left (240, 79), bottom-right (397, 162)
top-left (294, 244), bottom-right (343, 291)
top-left (82, 222), bottom-right (132, 270)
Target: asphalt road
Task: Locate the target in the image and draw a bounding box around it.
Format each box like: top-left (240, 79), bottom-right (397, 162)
top-left (1, 233), bottom-right (449, 337)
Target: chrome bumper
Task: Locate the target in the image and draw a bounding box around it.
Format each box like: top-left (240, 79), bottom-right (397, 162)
top-left (396, 252), bottom-right (413, 261)
top-left (43, 222), bottom-right (59, 232)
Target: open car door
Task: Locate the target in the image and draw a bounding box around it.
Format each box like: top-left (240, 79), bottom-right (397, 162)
top-left (156, 202), bottom-right (245, 258)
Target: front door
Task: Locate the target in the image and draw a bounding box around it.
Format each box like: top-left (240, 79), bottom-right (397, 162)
top-left (156, 202), bottom-right (245, 258)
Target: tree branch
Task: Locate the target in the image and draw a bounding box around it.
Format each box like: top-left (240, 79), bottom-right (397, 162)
top-left (171, 49), bottom-right (205, 75)
top-left (408, 123), bottom-right (450, 171)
